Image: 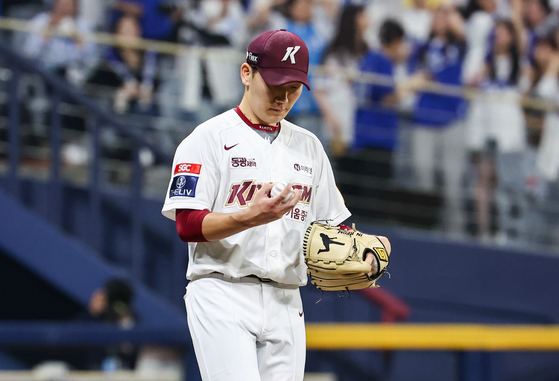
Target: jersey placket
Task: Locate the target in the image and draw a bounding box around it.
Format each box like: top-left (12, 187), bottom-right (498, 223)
top-left (264, 139), bottom-right (286, 274)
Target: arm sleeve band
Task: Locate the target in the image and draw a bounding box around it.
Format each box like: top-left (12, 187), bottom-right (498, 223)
top-left (176, 209), bottom-right (211, 243)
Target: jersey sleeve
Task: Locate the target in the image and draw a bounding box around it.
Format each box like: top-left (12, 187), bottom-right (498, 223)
top-left (313, 144), bottom-right (351, 226)
top-left (161, 127), bottom-right (220, 221)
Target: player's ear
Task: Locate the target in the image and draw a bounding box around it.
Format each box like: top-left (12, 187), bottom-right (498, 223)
top-left (240, 63), bottom-right (252, 87)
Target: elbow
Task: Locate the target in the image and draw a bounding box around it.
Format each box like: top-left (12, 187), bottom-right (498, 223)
top-left (176, 209), bottom-right (210, 243)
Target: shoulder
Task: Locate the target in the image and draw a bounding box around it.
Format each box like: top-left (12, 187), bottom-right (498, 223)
top-left (75, 17), bottom-right (93, 33)
top-left (194, 109), bottom-right (241, 135)
top-left (361, 50), bottom-right (386, 65)
top-left (362, 50), bottom-right (392, 72)
top-left (283, 119), bottom-right (323, 148)
top-left (177, 109), bottom-right (241, 148)
top-left (29, 12), bottom-right (50, 27)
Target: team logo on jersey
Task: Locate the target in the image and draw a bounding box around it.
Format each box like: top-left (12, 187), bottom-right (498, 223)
top-left (294, 163), bottom-right (312, 175)
top-left (231, 157), bottom-right (257, 168)
top-left (225, 180), bottom-right (312, 208)
top-left (174, 163), bottom-right (202, 175)
top-left (226, 180), bottom-right (263, 207)
top-left (169, 175), bottom-right (199, 198)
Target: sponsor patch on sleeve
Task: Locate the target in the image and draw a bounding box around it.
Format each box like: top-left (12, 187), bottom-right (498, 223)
top-left (169, 175), bottom-right (199, 198)
top-left (174, 163), bottom-right (202, 175)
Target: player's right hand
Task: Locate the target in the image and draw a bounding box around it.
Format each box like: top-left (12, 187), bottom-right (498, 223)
top-left (236, 182), bottom-right (302, 227)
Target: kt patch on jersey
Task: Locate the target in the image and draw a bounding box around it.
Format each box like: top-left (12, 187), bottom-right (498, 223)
top-left (169, 175), bottom-right (199, 198)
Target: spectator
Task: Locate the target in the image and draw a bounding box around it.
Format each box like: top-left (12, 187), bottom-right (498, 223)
top-left (80, 278), bottom-right (137, 370)
top-left (78, 0), bottom-right (114, 32)
top-left (462, 0), bottom-right (498, 85)
top-left (400, 0), bottom-right (433, 44)
top-left (22, 0), bottom-right (98, 86)
top-left (246, 0), bottom-right (287, 38)
top-left (409, 4), bottom-right (467, 235)
top-left (246, 0), bottom-right (338, 41)
top-left (529, 35), bottom-right (559, 245)
top-left (87, 278), bottom-right (135, 326)
top-left (110, 0), bottom-right (180, 41)
top-left (524, 0), bottom-right (552, 58)
top-left (187, 0), bottom-right (248, 49)
top-left (345, 19), bottom-right (424, 218)
top-left (282, 0), bottom-right (331, 140)
top-left (354, 20), bottom-right (406, 156)
top-left (314, 4), bottom-right (368, 157)
top-left (173, 0), bottom-right (247, 117)
top-left (467, 17), bottom-right (528, 242)
top-left (104, 15), bottom-right (159, 114)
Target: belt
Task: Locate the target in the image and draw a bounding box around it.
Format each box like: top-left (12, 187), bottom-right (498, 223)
top-left (191, 272), bottom-right (299, 289)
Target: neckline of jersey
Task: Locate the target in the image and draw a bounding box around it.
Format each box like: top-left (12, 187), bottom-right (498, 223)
top-left (234, 106), bottom-right (280, 133)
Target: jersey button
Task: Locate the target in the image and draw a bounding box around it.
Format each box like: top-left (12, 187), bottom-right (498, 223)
top-left (270, 251), bottom-right (276, 257)
top-left (273, 167), bottom-right (278, 172)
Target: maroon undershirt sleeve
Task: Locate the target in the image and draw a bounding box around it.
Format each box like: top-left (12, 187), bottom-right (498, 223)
top-left (176, 209), bottom-right (211, 243)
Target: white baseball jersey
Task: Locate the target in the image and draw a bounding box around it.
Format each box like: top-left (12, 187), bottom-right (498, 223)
top-left (162, 108), bottom-right (351, 286)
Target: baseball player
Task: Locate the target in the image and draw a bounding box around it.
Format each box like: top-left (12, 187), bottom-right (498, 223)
top-left (162, 29), bottom-right (390, 381)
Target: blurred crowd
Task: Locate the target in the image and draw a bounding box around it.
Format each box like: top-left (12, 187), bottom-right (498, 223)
top-left (2, 0), bottom-right (559, 247)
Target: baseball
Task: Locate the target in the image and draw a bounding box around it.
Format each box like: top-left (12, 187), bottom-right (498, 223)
top-left (271, 181), bottom-right (295, 203)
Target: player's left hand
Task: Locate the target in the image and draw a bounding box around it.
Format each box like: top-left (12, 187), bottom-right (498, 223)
top-left (365, 236), bottom-right (390, 277)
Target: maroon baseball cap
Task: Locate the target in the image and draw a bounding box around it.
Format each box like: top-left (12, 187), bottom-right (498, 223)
top-left (246, 29), bottom-right (310, 90)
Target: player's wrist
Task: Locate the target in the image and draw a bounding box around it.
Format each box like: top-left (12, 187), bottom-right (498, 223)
top-left (230, 209), bottom-right (258, 229)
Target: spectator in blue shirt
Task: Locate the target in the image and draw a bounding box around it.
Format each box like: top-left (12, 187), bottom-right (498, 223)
top-left (410, 4), bottom-right (467, 235)
top-left (110, 0), bottom-right (180, 41)
top-left (347, 19), bottom-right (424, 217)
top-left (354, 20), bottom-right (405, 152)
top-left (22, 0), bottom-right (98, 86)
top-left (282, 0), bottom-right (330, 141)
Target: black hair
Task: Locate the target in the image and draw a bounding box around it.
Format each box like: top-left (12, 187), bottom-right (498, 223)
top-left (249, 65), bottom-right (258, 77)
top-left (379, 19), bottom-right (405, 47)
top-left (322, 4), bottom-right (367, 64)
top-left (540, 0), bottom-right (553, 16)
top-left (530, 34), bottom-right (558, 88)
top-left (103, 278), bottom-right (134, 323)
top-left (487, 19), bottom-right (521, 85)
top-left (459, 0), bottom-right (481, 20)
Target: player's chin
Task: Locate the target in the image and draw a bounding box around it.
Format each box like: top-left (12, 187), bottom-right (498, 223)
top-left (267, 109), bottom-right (288, 123)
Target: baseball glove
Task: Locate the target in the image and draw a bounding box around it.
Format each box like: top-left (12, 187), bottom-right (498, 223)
top-left (303, 222), bottom-right (390, 291)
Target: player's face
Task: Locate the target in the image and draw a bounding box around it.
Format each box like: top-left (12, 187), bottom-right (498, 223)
top-left (243, 65), bottom-right (304, 125)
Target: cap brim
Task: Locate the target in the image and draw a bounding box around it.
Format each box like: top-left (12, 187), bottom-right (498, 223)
top-left (258, 67), bottom-right (311, 90)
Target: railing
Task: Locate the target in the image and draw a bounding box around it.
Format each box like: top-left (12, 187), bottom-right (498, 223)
top-left (0, 37), bottom-right (187, 303)
top-left (1, 16), bottom-right (558, 252)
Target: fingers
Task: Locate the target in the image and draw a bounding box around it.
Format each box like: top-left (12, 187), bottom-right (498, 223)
top-left (377, 236), bottom-right (391, 255)
top-left (269, 182), bottom-right (301, 206)
top-left (365, 252), bottom-right (379, 277)
top-left (259, 182), bottom-right (274, 195)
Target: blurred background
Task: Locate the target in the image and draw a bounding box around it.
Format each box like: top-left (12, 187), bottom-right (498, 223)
top-left (1, 0), bottom-right (559, 380)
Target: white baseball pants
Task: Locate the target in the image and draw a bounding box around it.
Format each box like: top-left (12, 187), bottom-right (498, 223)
top-left (184, 277), bottom-right (306, 381)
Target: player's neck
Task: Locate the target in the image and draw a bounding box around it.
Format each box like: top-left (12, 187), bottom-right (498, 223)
top-left (235, 103), bottom-right (280, 133)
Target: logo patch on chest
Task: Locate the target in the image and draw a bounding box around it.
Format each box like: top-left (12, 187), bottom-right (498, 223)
top-left (294, 163), bottom-right (312, 176)
top-left (225, 181), bottom-right (313, 208)
top-left (231, 157), bottom-right (257, 168)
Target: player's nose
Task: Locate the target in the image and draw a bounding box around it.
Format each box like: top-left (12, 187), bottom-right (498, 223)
top-left (274, 90), bottom-right (289, 103)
